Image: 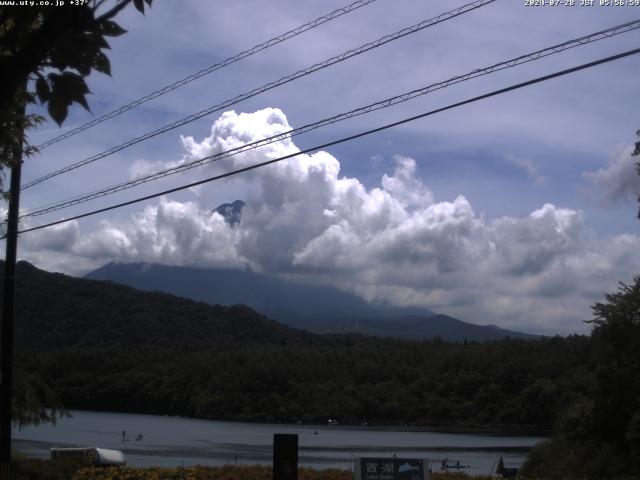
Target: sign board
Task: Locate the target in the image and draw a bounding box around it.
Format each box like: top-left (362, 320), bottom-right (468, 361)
top-left (355, 457), bottom-right (429, 480)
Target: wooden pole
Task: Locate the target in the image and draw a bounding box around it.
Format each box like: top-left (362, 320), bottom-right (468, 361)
top-left (0, 119), bottom-right (24, 480)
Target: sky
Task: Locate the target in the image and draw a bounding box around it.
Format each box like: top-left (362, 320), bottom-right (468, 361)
top-left (3, 0), bottom-right (640, 335)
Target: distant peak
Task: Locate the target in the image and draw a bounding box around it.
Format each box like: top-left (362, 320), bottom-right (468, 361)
top-left (214, 200), bottom-right (245, 227)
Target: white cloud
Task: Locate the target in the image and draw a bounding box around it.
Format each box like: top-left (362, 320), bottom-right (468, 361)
top-left (381, 155), bottom-right (434, 209)
top-left (21, 220), bottom-right (80, 253)
top-left (505, 153), bottom-right (546, 185)
top-left (72, 199), bottom-right (246, 268)
top-left (12, 109), bottom-right (640, 335)
top-left (128, 158), bottom-right (172, 180)
top-left (583, 146), bottom-right (640, 205)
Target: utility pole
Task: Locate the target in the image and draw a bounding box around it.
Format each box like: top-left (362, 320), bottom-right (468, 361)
top-left (0, 110), bottom-right (24, 480)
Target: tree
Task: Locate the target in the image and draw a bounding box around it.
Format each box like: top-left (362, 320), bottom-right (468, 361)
top-left (0, 0), bottom-right (152, 191)
top-left (0, 0), bottom-right (152, 433)
top-left (634, 130), bottom-right (640, 218)
top-left (12, 368), bottom-right (66, 429)
top-left (522, 277), bottom-right (640, 479)
top-left (590, 276), bottom-right (640, 471)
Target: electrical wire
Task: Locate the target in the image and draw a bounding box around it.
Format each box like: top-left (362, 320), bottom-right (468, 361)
top-left (34, 0), bottom-right (379, 151)
top-left (14, 46), bottom-right (640, 237)
top-left (18, 19), bottom-right (640, 219)
top-left (21, 0), bottom-right (496, 191)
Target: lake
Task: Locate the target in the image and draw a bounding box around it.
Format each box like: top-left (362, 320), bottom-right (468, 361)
top-left (13, 411), bottom-right (544, 476)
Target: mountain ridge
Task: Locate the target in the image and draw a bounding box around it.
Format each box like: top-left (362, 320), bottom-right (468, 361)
top-left (86, 262), bottom-right (537, 341)
top-left (1, 260), bottom-right (313, 350)
top-left (4, 260), bottom-right (581, 430)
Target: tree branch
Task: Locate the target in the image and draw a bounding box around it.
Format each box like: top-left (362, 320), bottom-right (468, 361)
top-left (95, 0), bottom-right (132, 22)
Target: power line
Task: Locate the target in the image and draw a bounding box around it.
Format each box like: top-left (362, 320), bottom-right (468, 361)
top-left (34, 0), bottom-right (379, 151)
top-left (18, 19), bottom-right (640, 220)
top-left (21, 0), bottom-right (496, 191)
top-left (15, 46), bottom-right (640, 237)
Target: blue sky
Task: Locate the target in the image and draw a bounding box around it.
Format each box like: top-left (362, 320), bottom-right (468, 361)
top-left (5, 0), bottom-right (640, 335)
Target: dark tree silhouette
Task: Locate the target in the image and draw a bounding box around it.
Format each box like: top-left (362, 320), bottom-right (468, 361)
top-left (0, 0), bottom-right (152, 191)
top-left (0, 0), bottom-right (152, 426)
top-left (523, 276), bottom-right (640, 479)
top-left (634, 130), bottom-right (640, 218)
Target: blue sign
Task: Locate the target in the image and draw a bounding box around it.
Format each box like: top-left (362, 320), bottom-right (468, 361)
top-left (355, 457), bottom-right (428, 480)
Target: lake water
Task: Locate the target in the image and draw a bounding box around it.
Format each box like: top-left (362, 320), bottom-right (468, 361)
top-left (13, 411), bottom-right (544, 476)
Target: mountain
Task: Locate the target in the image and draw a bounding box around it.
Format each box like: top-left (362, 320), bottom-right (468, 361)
top-left (3, 261), bottom-right (575, 428)
top-left (86, 262), bottom-right (537, 341)
top-left (1, 261), bottom-right (312, 350)
top-left (213, 200), bottom-right (245, 227)
top-left (350, 314), bottom-right (537, 341)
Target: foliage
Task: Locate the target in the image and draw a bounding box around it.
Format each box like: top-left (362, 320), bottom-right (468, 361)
top-left (12, 367), bottom-right (67, 429)
top-left (521, 435), bottom-right (630, 480)
top-left (71, 465), bottom-right (353, 480)
top-left (523, 276), bottom-right (640, 478)
top-left (7, 262), bottom-right (594, 430)
top-left (0, 0), bottom-right (152, 191)
top-left (6, 261), bottom-right (310, 350)
top-left (0, 90), bottom-right (44, 199)
top-left (13, 455), bottom-right (87, 480)
top-left (0, 264), bottom-right (68, 426)
top-left (18, 335), bottom-right (593, 429)
top-left (1, 459), bottom-right (514, 480)
top-left (69, 465), bottom-right (496, 480)
top-left (635, 130), bottom-right (640, 218)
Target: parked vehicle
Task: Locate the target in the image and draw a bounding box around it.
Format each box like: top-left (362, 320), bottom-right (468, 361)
top-left (50, 447), bottom-right (126, 466)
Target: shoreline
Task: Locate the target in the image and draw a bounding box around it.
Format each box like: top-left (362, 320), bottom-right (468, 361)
top-left (13, 410), bottom-right (542, 475)
top-left (57, 408), bottom-right (551, 437)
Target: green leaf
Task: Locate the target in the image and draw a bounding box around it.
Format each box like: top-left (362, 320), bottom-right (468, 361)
top-left (74, 57), bottom-right (92, 76)
top-left (74, 93), bottom-right (90, 111)
top-left (61, 71), bottom-right (90, 95)
top-left (35, 77), bottom-right (50, 103)
top-left (60, 72), bottom-right (91, 111)
top-left (48, 95), bottom-right (68, 126)
top-left (48, 72), bottom-right (92, 122)
top-left (93, 51), bottom-right (111, 76)
top-left (100, 20), bottom-right (127, 37)
top-left (133, 0), bottom-right (145, 13)
top-left (67, 34), bottom-right (110, 74)
top-left (24, 91), bottom-right (37, 105)
top-left (89, 32), bottom-right (111, 50)
top-left (50, 35), bottom-right (92, 72)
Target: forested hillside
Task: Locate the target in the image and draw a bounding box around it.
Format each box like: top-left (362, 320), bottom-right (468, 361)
top-left (5, 261), bottom-right (593, 429)
top-left (18, 335), bottom-right (590, 429)
top-left (5, 261), bottom-right (312, 348)
top-left (86, 262), bottom-right (536, 341)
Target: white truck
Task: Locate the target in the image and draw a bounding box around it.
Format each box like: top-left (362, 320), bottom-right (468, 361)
top-left (50, 447), bottom-right (126, 466)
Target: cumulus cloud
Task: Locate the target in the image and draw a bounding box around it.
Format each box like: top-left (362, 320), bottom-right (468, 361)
top-left (21, 221), bottom-right (80, 253)
top-left (583, 146), bottom-right (640, 205)
top-left (129, 159), bottom-right (159, 180)
top-left (13, 108), bottom-right (640, 335)
top-left (72, 199), bottom-right (246, 268)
